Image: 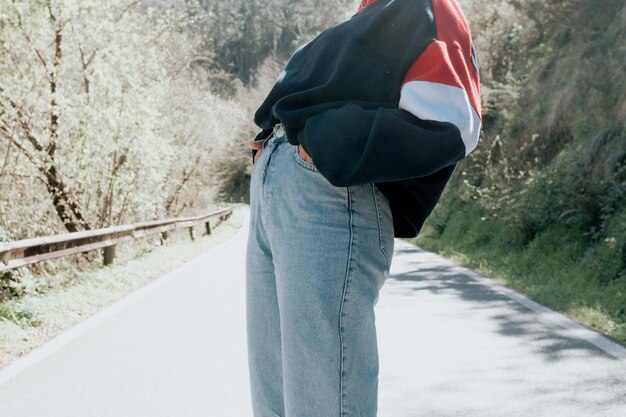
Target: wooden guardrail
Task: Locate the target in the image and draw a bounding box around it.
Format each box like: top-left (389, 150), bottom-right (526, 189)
top-left (0, 207), bottom-right (234, 273)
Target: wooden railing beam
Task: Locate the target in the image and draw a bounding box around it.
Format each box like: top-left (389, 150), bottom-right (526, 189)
top-left (0, 207), bottom-right (234, 273)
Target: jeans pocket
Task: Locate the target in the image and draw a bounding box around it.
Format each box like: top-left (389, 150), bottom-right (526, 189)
top-left (372, 183), bottom-right (393, 265)
top-left (292, 145), bottom-right (318, 172)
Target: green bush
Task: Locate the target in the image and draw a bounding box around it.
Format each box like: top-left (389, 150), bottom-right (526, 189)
top-left (514, 127), bottom-right (625, 243)
top-left (417, 0), bottom-right (626, 342)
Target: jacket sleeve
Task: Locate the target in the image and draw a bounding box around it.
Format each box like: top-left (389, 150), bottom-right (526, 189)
top-left (297, 39), bottom-right (482, 187)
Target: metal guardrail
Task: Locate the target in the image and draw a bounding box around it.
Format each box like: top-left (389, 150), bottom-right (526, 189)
top-left (0, 207), bottom-right (235, 273)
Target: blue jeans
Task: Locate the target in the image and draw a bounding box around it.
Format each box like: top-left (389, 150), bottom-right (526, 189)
top-left (245, 130), bottom-right (395, 417)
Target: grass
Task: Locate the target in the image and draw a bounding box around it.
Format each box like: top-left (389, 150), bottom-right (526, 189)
top-left (411, 204), bottom-right (626, 345)
top-left (404, 0), bottom-right (626, 349)
top-left (0, 206), bottom-right (244, 370)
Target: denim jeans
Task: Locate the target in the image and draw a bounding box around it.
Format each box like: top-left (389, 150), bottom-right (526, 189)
top-left (245, 130), bottom-right (394, 417)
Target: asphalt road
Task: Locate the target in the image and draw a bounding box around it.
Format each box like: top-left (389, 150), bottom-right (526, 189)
top-left (1, 205), bottom-right (624, 417)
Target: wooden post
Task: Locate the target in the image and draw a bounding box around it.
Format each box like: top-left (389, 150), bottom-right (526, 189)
top-left (205, 221), bottom-right (211, 236)
top-left (103, 245), bottom-right (116, 266)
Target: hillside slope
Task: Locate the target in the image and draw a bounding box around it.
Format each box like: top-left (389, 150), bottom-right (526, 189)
top-left (414, 0), bottom-right (626, 343)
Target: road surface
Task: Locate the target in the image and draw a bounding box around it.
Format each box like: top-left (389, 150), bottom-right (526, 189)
top-left (1, 205), bottom-right (624, 416)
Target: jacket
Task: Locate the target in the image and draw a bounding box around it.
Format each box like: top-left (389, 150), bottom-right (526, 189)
top-left (251, 0), bottom-right (481, 238)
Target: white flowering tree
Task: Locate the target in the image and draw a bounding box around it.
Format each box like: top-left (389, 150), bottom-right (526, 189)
top-left (0, 0), bottom-right (246, 240)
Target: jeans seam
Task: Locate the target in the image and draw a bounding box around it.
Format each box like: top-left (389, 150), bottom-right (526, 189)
top-left (266, 409), bottom-right (282, 417)
top-left (339, 186), bottom-right (355, 417)
top-left (371, 184), bottom-right (390, 264)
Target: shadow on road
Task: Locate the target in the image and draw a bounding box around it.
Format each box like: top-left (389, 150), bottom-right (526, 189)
top-left (389, 245), bottom-right (617, 361)
top-left (376, 242), bottom-right (626, 416)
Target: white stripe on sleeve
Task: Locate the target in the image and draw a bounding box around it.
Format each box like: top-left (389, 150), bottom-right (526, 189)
top-left (399, 81), bottom-right (481, 156)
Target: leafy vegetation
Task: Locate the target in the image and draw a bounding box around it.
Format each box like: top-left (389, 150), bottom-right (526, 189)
top-left (0, 0), bottom-right (355, 298)
top-left (1, 0), bottom-right (623, 345)
top-left (415, 0), bottom-right (626, 343)
top-left (0, 206), bottom-right (244, 369)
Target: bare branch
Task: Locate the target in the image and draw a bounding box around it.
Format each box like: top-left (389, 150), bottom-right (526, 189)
top-left (115, 0), bottom-right (142, 23)
top-left (164, 155), bottom-right (201, 213)
top-left (68, 20), bottom-right (99, 96)
top-left (0, 124), bottom-right (43, 169)
top-left (0, 83), bottom-right (45, 153)
top-left (0, 130), bottom-right (13, 183)
top-left (11, 4), bottom-right (50, 75)
top-left (115, 170), bottom-right (139, 225)
top-left (43, 0), bottom-right (64, 159)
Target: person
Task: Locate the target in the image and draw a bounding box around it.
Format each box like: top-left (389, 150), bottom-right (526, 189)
top-left (245, 0), bottom-right (481, 416)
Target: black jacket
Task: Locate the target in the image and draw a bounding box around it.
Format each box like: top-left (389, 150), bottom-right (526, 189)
top-left (251, 0), bottom-right (481, 238)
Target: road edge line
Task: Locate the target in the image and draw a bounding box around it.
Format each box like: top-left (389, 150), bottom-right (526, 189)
top-left (0, 208), bottom-right (248, 386)
top-left (409, 243), bottom-right (626, 360)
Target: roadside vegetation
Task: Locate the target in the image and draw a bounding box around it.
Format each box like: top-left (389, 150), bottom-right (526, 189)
top-left (415, 0), bottom-right (626, 344)
top-left (0, 206), bottom-right (243, 369)
top-left (1, 0), bottom-right (623, 362)
top-left (0, 0), bottom-right (354, 297)
top-left (0, 0), bottom-right (355, 363)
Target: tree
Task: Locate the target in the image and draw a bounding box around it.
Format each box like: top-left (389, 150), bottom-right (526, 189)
top-left (0, 0), bottom-right (245, 239)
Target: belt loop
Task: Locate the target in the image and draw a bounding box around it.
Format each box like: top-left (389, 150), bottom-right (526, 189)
top-left (273, 123), bottom-right (285, 139)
